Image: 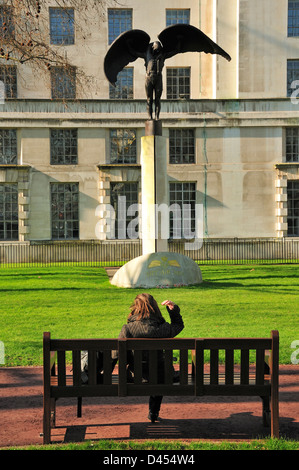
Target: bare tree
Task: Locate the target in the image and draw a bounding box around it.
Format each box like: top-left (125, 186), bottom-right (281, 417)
top-left (0, 0), bottom-right (117, 97)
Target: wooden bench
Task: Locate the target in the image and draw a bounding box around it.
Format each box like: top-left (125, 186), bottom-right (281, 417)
top-left (43, 330), bottom-right (279, 444)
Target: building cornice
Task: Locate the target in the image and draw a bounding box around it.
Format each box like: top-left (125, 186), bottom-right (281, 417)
top-left (0, 99), bottom-right (298, 128)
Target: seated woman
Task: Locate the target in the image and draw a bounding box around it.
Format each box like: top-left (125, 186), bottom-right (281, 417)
top-left (113, 293), bottom-right (184, 422)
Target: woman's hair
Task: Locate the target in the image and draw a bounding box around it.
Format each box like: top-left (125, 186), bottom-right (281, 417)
top-left (128, 293), bottom-right (164, 321)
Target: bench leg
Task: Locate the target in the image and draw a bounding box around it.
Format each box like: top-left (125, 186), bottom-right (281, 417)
top-left (43, 401), bottom-right (51, 445)
top-left (261, 396), bottom-right (270, 427)
top-left (50, 398), bottom-right (56, 427)
top-left (77, 397), bottom-right (82, 418)
top-left (43, 398), bottom-right (56, 444)
top-left (271, 393), bottom-right (279, 439)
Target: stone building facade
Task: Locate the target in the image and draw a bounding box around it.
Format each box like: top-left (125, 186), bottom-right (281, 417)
top-left (0, 0), bottom-right (299, 250)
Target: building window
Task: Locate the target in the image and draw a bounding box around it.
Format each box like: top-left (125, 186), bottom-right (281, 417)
top-left (286, 128), bottom-right (299, 162)
top-left (169, 129), bottom-right (195, 164)
top-left (0, 66), bottom-right (17, 98)
top-left (288, 1), bottom-right (299, 37)
top-left (287, 180), bottom-right (299, 236)
top-left (51, 183), bottom-right (79, 240)
top-left (51, 66), bottom-right (76, 99)
top-left (0, 183), bottom-right (18, 241)
top-left (0, 129), bottom-right (17, 164)
top-left (167, 68), bottom-right (190, 99)
top-left (110, 129), bottom-right (137, 164)
top-left (0, 5), bottom-right (14, 39)
top-left (108, 9), bottom-right (132, 44)
top-left (109, 68), bottom-right (133, 99)
top-left (50, 129), bottom-right (78, 165)
top-left (166, 9), bottom-right (190, 26)
top-left (169, 182), bottom-right (196, 239)
top-left (110, 182), bottom-right (138, 239)
top-left (49, 8), bottom-right (75, 45)
top-left (287, 60), bottom-right (299, 96)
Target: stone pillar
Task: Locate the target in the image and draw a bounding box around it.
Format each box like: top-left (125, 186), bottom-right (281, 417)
top-left (141, 120), bottom-right (168, 255)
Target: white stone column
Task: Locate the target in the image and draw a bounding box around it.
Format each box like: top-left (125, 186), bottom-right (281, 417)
top-left (140, 124), bottom-right (168, 255)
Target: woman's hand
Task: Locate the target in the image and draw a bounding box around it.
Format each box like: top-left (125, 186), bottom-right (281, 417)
top-left (161, 300), bottom-right (175, 310)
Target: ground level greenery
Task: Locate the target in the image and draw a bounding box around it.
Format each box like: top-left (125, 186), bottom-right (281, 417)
top-left (0, 264), bottom-right (298, 366)
top-left (4, 437), bottom-right (299, 451)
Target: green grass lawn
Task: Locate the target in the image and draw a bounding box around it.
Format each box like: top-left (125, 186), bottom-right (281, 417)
top-left (0, 264), bottom-right (298, 366)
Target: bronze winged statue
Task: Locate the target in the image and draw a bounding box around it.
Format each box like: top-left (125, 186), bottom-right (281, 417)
top-left (104, 24), bottom-right (231, 120)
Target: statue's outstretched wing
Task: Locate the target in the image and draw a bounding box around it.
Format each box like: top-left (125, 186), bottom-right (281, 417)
top-left (104, 29), bottom-right (150, 86)
top-left (158, 24), bottom-right (231, 62)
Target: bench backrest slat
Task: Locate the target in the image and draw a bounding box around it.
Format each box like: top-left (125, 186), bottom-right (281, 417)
top-left (241, 349), bottom-right (250, 385)
top-left (164, 349), bottom-right (174, 384)
top-left (179, 349), bottom-right (189, 385)
top-left (87, 350), bottom-right (97, 386)
top-left (256, 349), bottom-right (265, 385)
top-left (225, 349), bottom-right (234, 385)
top-left (57, 350), bottom-right (66, 386)
top-left (72, 351), bottom-right (81, 386)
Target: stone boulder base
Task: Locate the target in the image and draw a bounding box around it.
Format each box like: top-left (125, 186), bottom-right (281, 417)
top-left (110, 252), bottom-right (202, 288)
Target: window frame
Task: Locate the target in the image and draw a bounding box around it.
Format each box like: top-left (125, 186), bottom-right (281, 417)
top-left (166, 67), bottom-right (191, 100)
top-left (288, 0), bottom-right (299, 37)
top-left (0, 65), bottom-right (17, 99)
top-left (169, 128), bottom-right (195, 164)
top-left (0, 183), bottom-right (18, 241)
top-left (109, 67), bottom-right (133, 99)
top-left (110, 129), bottom-right (137, 164)
top-left (50, 66), bottom-right (76, 99)
top-left (287, 59), bottom-right (299, 97)
top-left (287, 180), bottom-right (299, 237)
top-left (49, 7), bottom-right (75, 45)
top-left (50, 182), bottom-right (79, 240)
top-left (110, 181), bottom-right (139, 239)
top-left (0, 5), bottom-right (15, 40)
top-left (108, 8), bottom-right (132, 44)
top-left (0, 129), bottom-right (17, 165)
top-left (286, 127), bottom-right (299, 162)
top-left (50, 129), bottom-right (78, 165)
top-left (169, 181), bottom-right (196, 240)
top-left (166, 9), bottom-right (190, 26)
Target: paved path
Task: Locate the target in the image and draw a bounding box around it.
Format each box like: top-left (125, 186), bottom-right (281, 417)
top-left (0, 365), bottom-right (298, 447)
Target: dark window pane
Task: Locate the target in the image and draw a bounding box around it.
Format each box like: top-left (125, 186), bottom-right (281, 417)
top-left (169, 182), bottom-right (196, 239)
top-left (50, 8), bottom-right (75, 45)
top-left (110, 182), bottom-right (138, 239)
top-left (108, 9), bottom-right (132, 44)
top-left (287, 180), bottom-right (299, 236)
top-left (0, 183), bottom-right (18, 240)
top-left (51, 66), bottom-right (76, 99)
top-left (0, 129), bottom-right (17, 164)
top-left (50, 129), bottom-right (78, 164)
top-left (288, 1), bottom-right (299, 36)
top-left (109, 68), bottom-right (133, 99)
top-left (169, 129), bottom-right (195, 164)
top-left (166, 68), bottom-right (190, 99)
top-left (51, 182), bottom-right (79, 239)
top-left (166, 9), bottom-right (190, 26)
top-left (110, 129), bottom-right (136, 163)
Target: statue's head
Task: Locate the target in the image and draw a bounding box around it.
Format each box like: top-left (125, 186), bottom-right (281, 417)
top-left (151, 41), bottom-right (162, 54)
